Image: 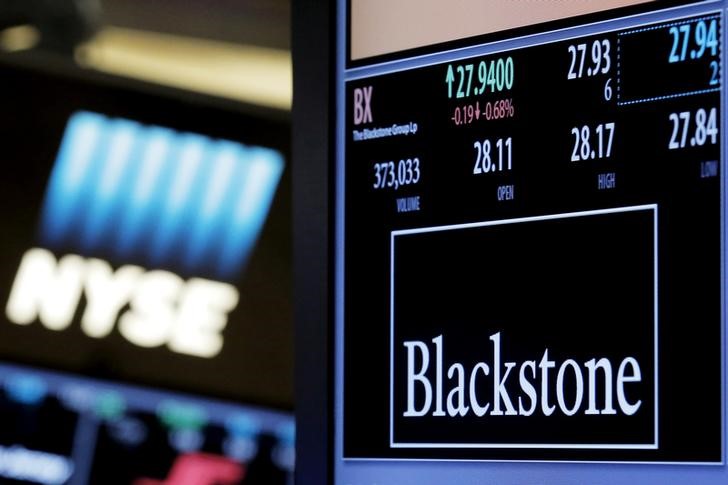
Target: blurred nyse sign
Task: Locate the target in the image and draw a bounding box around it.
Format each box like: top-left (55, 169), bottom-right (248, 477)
top-left (4, 112), bottom-right (284, 358)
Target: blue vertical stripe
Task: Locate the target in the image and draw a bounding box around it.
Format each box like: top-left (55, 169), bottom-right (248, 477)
top-left (40, 112), bottom-right (105, 246)
top-left (80, 119), bottom-right (140, 252)
top-left (218, 148), bottom-right (284, 278)
top-left (39, 111), bottom-right (284, 281)
top-left (150, 133), bottom-right (208, 267)
top-left (183, 141), bottom-right (242, 273)
top-left (118, 126), bottom-right (174, 257)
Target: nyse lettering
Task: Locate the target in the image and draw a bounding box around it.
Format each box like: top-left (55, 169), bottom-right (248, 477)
top-left (5, 248), bottom-right (239, 358)
top-left (403, 332), bottom-right (642, 418)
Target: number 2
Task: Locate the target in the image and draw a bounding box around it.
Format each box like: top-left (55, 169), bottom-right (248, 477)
top-left (710, 60), bottom-right (720, 86)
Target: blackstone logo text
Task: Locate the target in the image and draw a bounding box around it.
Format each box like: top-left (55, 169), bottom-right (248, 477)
top-left (403, 332), bottom-right (642, 418)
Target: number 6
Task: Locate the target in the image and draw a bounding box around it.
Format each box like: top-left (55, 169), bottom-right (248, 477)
top-left (604, 78), bottom-right (613, 101)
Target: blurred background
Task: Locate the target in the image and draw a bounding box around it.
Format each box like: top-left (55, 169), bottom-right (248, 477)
top-left (0, 0), bottom-right (291, 110)
top-left (0, 1), bottom-right (294, 484)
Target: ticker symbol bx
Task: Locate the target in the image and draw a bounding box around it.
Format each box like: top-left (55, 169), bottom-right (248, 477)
top-left (354, 86), bottom-right (373, 125)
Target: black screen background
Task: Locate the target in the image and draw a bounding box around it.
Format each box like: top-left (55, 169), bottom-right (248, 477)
top-left (341, 14), bottom-right (722, 462)
top-left (0, 59), bottom-right (293, 409)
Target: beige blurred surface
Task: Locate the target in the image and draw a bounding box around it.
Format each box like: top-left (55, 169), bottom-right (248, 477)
top-left (79, 27), bottom-right (292, 110)
top-left (351, 0), bottom-right (655, 60)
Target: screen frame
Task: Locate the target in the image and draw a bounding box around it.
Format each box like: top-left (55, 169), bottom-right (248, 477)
top-left (292, 0), bottom-right (336, 483)
top-left (292, 0), bottom-right (727, 483)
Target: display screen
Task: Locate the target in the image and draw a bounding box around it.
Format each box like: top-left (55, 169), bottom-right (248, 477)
top-left (0, 363), bottom-right (293, 485)
top-left (0, 62), bottom-right (292, 407)
top-left (336, 0), bottom-right (726, 482)
top-left (0, 60), bottom-right (293, 484)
